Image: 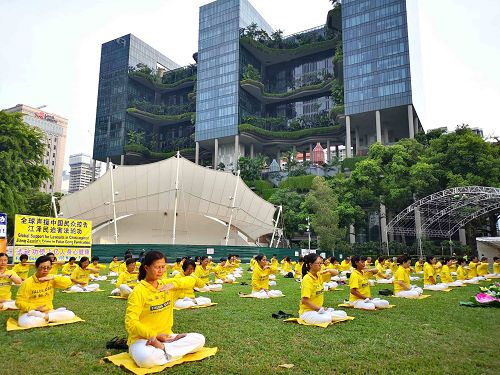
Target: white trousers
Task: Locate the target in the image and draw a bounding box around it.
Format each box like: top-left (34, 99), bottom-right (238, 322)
top-left (350, 298), bottom-right (389, 310)
top-left (69, 283), bottom-right (100, 292)
top-left (251, 290), bottom-right (283, 299)
top-left (323, 281), bottom-right (338, 291)
top-left (129, 333), bottom-right (205, 368)
top-left (90, 275), bottom-right (107, 281)
top-left (376, 278), bottom-right (394, 284)
top-left (424, 283), bottom-right (448, 290)
top-left (300, 308), bottom-right (348, 324)
top-left (410, 276), bottom-right (420, 281)
top-left (269, 274), bottom-right (276, 280)
top-left (445, 280), bottom-right (463, 287)
top-left (18, 307), bottom-right (75, 328)
top-left (109, 272), bottom-right (119, 277)
top-left (174, 297), bottom-right (212, 309)
top-left (120, 284), bottom-right (133, 297)
top-left (395, 290), bottom-right (422, 298)
top-left (0, 300), bottom-right (18, 310)
top-left (225, 275), bottom-right (236, 282)
top-left (207, 284), bottom-right (222, 291)
top-left (269, 280), bottom-right (277, 286)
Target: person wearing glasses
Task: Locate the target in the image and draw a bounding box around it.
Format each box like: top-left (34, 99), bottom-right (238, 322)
top-left (299, 254), bottom-right (347, 324)
top-left (125, 251), bottom-right (206, 368)
top-left (16, 255), bottom-right (75, 327)
top-left (0, 253), bottom-right (23, 310)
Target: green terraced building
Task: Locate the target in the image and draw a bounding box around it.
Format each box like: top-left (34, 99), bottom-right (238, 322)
top-left (93, 0), bottom-right (422, 169)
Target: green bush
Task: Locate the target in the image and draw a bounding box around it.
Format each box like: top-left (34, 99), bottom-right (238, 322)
top-left (127, 108), bottom-right (194, 122)
top-left (239, 123), bottom-right (342, 139)
top-left (241, 79), bottom-right (333, 98)
top-left (262, 188), bottom-right (277, 201)
top-left (341, 156), bottom-right (367, 171)
top-left (279, 175), bottom-right (315, 191)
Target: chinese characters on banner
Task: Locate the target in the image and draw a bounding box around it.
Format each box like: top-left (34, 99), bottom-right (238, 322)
top-left (13, 214), bottom-right (92, 262)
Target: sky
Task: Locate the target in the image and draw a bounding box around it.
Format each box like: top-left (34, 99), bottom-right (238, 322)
top-left (0, 0), bottom-right (499, 172)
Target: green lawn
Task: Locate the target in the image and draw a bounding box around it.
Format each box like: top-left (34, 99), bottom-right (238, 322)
top-left (0, 271), bottom-right (498, 375)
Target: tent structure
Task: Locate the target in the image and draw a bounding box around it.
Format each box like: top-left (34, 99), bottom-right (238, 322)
top-left (59, 155), bottom-right (277, 246)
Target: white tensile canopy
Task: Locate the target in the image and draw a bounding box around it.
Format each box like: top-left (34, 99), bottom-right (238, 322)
top-left (59, 156), bottom-right (277, 245)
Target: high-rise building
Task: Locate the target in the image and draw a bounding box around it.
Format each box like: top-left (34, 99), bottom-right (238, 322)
top-left (93, 0), bottom-right (422, 168)
top-left (4, 104), bottom-right (68, 193)
top-left (68, 153), bottom-right (101, 193)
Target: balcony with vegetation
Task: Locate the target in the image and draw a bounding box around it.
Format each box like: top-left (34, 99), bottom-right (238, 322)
top-left (127, 99), bottom-right (195, 126)
top-left (240, 64), bottom-right (336, 104)
top-left (124, 130), bottom-right (195, 162)
top-left (128, 63), bottom-right (197, 93)
top-left (239, 22), bottom-right (342, 66)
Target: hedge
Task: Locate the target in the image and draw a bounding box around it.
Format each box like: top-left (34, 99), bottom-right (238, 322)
top-left (239, 123), bottom-right (343, 139)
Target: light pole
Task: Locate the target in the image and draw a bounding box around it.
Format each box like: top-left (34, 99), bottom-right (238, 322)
top-left (109, 163), bottom-right (118, 244)
top-left (306, 216), bottom-right (311, 251)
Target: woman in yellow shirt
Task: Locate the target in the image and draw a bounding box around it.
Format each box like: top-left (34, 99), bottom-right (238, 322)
top-left (0, 253), bottom-right (23, 310)
top-left (339, 257), bottom-right (352, 272)
top-left (349, 256), bottom-right (389, 310)
top-left (393, 255), bottom-right (423, 298)
top-left (494, 257), bottom-right (500, 275)
top-left (69, 257), bottom-right (100, 292)
top-left (111, 258), bottom-right (139, 298)
top-left (125, 251), bottom-right (205, 368)
top-left (251, 254), bottom-right (283, 298)
top-left (12, 254), bottom-right (33, 280)
top-left (173, 260), bottom-right (212, 308)
top-left (440, 258), bottom-right (463, 287)
top-left (16, 255), bottom-right (75, 328)
top-left (321, 258), bottom-right (340, 290)
top-left (294, 257), bottom-right (304, 281)
top-left (194, 256), bottom-right (221, 291)
top-left (476, 257), bottom-right (491, 277)
top-left (89, 256), bottom-right (108, 281)
top-left (375, 257), bottom-right (392, 284)
top-left (414, 258), bottom-right (424, 274)
top-left (299, 254), bottom-right (347, 324)
top-left (423, 256), bottom-right (448, 290)
top-left (61, 257), bottom-right (77, 277)
top-left (108, 256), bottom-right (121, 277)
top-left (213, 258), bottom-right (236, 283)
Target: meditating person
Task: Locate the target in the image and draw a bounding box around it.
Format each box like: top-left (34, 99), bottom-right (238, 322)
top-left (467, 256), bottom-right (480, 279)
top-left (120, 254), bottom-right (141, 275)
top-left (69, 257), bottom-right (100, 292)
top-left (375, 256), bottom-right (392, 284)
top-left (108, 256), bottom-right (121, 277)
top-left (0, 253), bottom-right (23, 310)
top-left (423, 256), bottom-right (448, 290)
top-left (46, 252), bottom-right (62, 275)
top-left (493, 257), bottom-right (500, 275)
top-left (456, 258), bottom-right (478, 284)
top-left (414, 258), bottom-right (424, 274)
top-left (280, 257), bottom-right (294, 277)
top-left (16, 255), bottom-right (75, 327)
top-left (321, 258), bottom-right (340, 290)
top-left (61, 257), bottom-right (77, 277)
top-left (249, 255), bottom-right (257, 271)
top-left (194, 256), bottom-right (221, 291)
top-left (89, 256), bottom-right (108, 281)
top-left (125, 251), bottom-right (205, 368)
top-left (476, 257), bottom-right (491, 277)
top-left (299, 253), bottom-right (347, 324)
top-left (111, 258), bottom-right (139, 298)
top-left (339, 256), bottom-right (352, 272)
top-left (365, 256), bottom-right (373, 268)
top-left (440, 258), bottom-right (464, 287)
top-left (250, 254), bottom-right (283, 298)
top-left (173, 260), bottom-right (212, 308)
top-left (349, 256), bottom-right (390, 310)
top-left (12, 254), bottom-right (32, 281)
top-left (393, 255), bottom-right (423, 298)
top-left (227, 255), bottom-right (242, 279)
top-left (213, 258), bottom-right (235, 283)
top-left (171, 258), bottom-right (183, 276)
top-left (294, 256), bottom-right (304, 281)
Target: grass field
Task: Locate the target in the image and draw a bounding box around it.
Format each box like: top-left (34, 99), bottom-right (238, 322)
top-left (0, 270), bottom-right (499, 375)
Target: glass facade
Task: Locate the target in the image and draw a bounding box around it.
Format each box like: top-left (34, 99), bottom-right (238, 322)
top-left (196, 0), bottom-right (272, 142)
top-left (342, 0), bottom-right (412, 115)
top-left (93, 34), bottom-right (179, 162)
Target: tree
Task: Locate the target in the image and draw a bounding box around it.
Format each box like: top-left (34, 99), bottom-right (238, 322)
top-left (303, 177), bottom-right (346, 251)
top-left (238, 155), bottom-right (266, 181)
top-left (25, 191), bottom-right (64, 218)
top-left (242, 64), bottom-right (261, 82)
top-left (268, 188), bottom-right (307, 241)
top-left (0, 111), bottom-right (51, 237)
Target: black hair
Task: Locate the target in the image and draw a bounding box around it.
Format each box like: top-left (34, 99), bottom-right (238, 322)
top-left (397, 255), bottom-right (409, 264)
top-left (494, 257), bottom-right (499, 261)
top-left (0, 252), bottom-right (7, 259)
top-left (19, 254), bottom-right (28, 261)
top-left (46, 252), bottom-right (55, 257)
top-left (182, 259), bottom-right (197, 272)
top-left (113, 255), bottom-right (118, 258)
top-left (69, 256), bottom-right (76, 262)
top-left (302, 253), bottom-right (320, 277)
top-left (480, 257), bottom-right (487, 262)
top-left (457, 258), bottom-right (466, 265)
top-left (471, 255), bottom-right (478, 261)
top-left (220, 257), bottom-right (227, 262)
top-left (298, 256), bottom-right (304, 262)
top-left (255, 254), bottom-right (265, 263)
top-left (36, 255), bottom-right (51, 268)
top-left (360, 256), bottom-right (367, 261)
top-left (442, 257), bottom-right (450, 264)
top-left (272, 254), bottom-right (277, 257)
top-left (175, 258), bottom-right (182, 263)
top-left (78, 256), bottom-right (89, 268)
top-left (378, 256), bottom-right (385, 263)
top-left (138, 251), bottom-right (166, 281)
top-left (200, 256), bottom-right (208, 262)
top-left (124, 254), bottom-right (132, 260)
top-left (351, 256), bottom-right (363, 270)
top-left (426, 256), bottom-right (435, 263)
top-left (91, 256), bottom-right (99, 262)
top-left (331, 257), bottom-right (338, 263)
top-left (125, 258), bottom-right (136, 266)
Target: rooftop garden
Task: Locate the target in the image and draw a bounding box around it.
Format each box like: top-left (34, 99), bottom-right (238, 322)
top-left (125, 130), bottom-right (195, 161)
top-left (126, 108), bottom-right (194, 126)
top-left (128, 63), bottom-right (196, 90)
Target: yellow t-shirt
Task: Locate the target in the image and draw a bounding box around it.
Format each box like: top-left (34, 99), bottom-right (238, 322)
top-left (294, 262), bottom-right (303, 279)
top-left (15, 275), bottom-right (72, 314)
top-left (125, 278), bottom-right (190, 345)
top-left (449, 263), bottom-right (457, 273)
top-left (71, 266), bottom-right (91, 285)
top-left (390, 262), bottom-right (398, 275)
top-left (415, 262), bottom-right (423, 273)
top-left (299, 272), bottom-right (324, 315)
top-left (424, 262), bottom-right (436, 285)
top-left (349, 269), bottom-right (371, 302)
top-left (48, 264), bottom-right (61, 275)
top-left (393, 266), bottom-right (410, 294)
top-left (212, 264), bottom-right (228, 279)
top-left (194, 265), bottom-right (212, 284)
top-left (252, 263), bottom-right (277, 292)
top-left (375, 263), bottom-right (386, 280)
top-left (116, 270), bottom-right (139, 288)
top-left (468, 262), bottom-right (478, 278)
top-left (90, 263), bottom-right (106, 276)
top-left (173, 273), bottom-right (206, 298)
top-left (0, 270), bottom-right (19, 300)
top-left (61, 263), bottom-right (77, 276)
top-left (456, 265), bottom-right (468, 280)
top-left (282, 262), bottom-right (293, 273)
top-left (476, 262), bottom-right (489, 276)
top-left (250, 258), bottom-right (256, 269)
top-left (171, 263), bottom-right (183, 273)
top-left (440, 265), bottom-right (454, 283)
top-left (109, 261), bottom-right (122, 274)
top-left (340, 260), bottom-right (351, 271)
top-left (120, 261), bottom-right (141, 274)
top-left (494, 262), bottom-right (500, 274)
top-left (12, 263), bottom-right (31, 280)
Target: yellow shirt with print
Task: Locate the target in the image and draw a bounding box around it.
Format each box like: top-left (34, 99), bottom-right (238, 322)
top-left (252, 263), bottom-right (277, 292)
top-left (15, 274), bottom-right (72, 314)
top-left (299, 272), bottom-right (324, 315)
top-left (48, 263), bottom-right (61, 275)
top-left (393, 266), bottom-right (410, 294)
top-left (12, 263), bottom-right (32, 280)
top-left (90, 263), bottom-right (107, 276)
top-left (349, 269), bottom-right (371, 302)
top-left (0, 270), bottom-right (19, 300)
top-left (282, 262), bottom-right (293, 273)
top-left (125, 277), bottom-right (191, 345)
top-left (339, 260), bottom-right (351, 271)
top-left (212, 264), bottom-right (229, 279)
top-left (116, 270), bottom-right (139, 288)
top-left (61, 263), bottom-right (77, 276)
top-left (71, 266), bottom-right (91, 285)
top-left (456, 265), bottom-right (468, 280)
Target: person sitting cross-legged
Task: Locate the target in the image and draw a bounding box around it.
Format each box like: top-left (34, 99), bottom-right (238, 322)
top-left (349, 256), bottom-right (390, 310)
